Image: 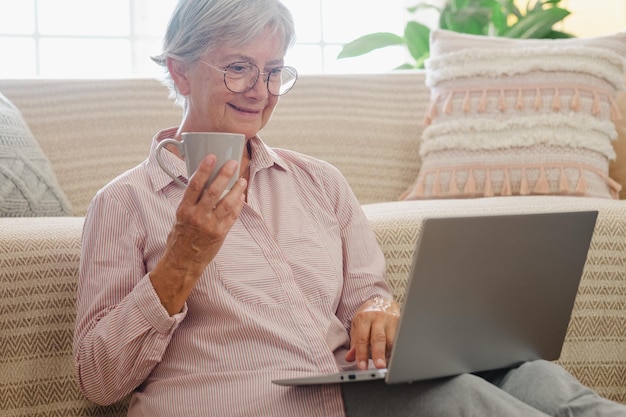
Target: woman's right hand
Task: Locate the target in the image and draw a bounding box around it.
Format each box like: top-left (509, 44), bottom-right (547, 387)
top-left (149, 155), bottom-right (247, 315)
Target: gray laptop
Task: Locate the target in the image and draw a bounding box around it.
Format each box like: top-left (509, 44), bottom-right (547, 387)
top-left (272, 211), bottom-right (597, 386)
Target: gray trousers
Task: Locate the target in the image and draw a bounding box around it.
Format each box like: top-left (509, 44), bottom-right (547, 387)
top-left (342, 360), bottom-right (626, 417)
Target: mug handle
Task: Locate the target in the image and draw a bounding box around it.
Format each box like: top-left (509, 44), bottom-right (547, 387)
top-left (156, 139), bottom-right (186, 188)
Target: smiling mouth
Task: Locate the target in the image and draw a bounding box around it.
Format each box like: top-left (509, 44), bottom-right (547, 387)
top-left (230, 103), bottom-right (260, 114)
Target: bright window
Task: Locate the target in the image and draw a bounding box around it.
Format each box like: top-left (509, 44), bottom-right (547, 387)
top-left (0, 0), bottom-right (411, 78)
top-left (0, 0), bottom-right (178, 79)
top-left (283, 0), bottom-right (409, 74)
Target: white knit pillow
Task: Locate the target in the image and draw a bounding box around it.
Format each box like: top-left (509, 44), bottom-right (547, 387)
top-left (0, 93), bottom-right (72, 216)
top-left (402, 30), bottom-right (626, 200)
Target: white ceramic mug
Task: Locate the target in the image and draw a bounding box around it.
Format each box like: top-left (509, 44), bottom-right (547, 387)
top-left (156, 132), bottom-right (245, 196)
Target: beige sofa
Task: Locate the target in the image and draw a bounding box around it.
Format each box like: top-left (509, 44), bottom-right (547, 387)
top-left (0, 72), bottom-right (625, 416)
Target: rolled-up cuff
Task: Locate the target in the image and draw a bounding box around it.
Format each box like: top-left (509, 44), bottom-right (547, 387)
top-left (133, 273), bottom-right (187, 334)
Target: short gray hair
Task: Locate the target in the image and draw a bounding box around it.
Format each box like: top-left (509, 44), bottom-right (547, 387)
top-left (152, 0), bottom-right (296, 105)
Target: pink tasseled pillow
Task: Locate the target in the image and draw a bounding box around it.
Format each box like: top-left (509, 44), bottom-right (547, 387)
top-left (401, 30), bottom-right (626, 201)
top-left (609, 79), bottom-right (626, 199)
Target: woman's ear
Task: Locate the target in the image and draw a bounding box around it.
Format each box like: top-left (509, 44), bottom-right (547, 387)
top-left (167, 57), bottom-right (192, 96)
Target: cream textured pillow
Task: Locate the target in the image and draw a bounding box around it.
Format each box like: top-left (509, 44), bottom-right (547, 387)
top-left (402, 30), bottom-right (626, 200)
top-left (0, 93), bottom-right (72, 216)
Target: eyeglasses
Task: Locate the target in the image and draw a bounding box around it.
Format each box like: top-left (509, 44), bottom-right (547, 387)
top-left (200, 60), bottom-right (298, 96)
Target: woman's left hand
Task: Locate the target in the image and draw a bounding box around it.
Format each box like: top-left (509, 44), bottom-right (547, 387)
top-left (345, 297), bottom-right (400, 370)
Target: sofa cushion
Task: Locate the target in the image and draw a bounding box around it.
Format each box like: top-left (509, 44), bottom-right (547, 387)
top-left (0, 217), bottom-right (129, 417)
top-left (402, 30), bottom-right (626, 201)
top-left (0, 92), bottom-right (72, 216)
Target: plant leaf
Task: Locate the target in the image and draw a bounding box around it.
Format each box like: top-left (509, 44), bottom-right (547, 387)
top-left (336, 0), bottom-right (575, 70)
top-left (337, 32), bottom-right (404, 59)
top-left (395, 62), bottom-right (419, 70)
top-left (503, 0), bottom-right (523, 19)
top-left (544, 29), bottom-right (575, 38)
top-left (489, 1), bottom-right (508, 35)
top-left (404, 21), bottom-right (431, 61)
top-left (503, 7), bottom-right (570, 38)
top-left (528, 0), bottom-right (542, 13)
top-left (407, 2), bottom-right (441, 14)
top-left (543, 0), bottom-right (564, 6)
top-left (456, 6), bottom-right (492, 34)
top-left (413, 52), bottom-right (430, 69)
top-left (441, 0), bottom-right (495, 35)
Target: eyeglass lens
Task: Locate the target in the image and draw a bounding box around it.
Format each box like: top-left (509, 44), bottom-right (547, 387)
top-left (224, 62), bottom-right (297, 96)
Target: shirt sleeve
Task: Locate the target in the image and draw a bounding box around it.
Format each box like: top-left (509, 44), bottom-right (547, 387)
top-left (318, 162), bottom-right (392, 331)
top-left (73, 190), bottom-right (186, 405)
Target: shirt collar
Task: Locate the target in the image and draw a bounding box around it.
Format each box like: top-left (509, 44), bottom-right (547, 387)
top-left (248, 135), bottom-right (290, 173)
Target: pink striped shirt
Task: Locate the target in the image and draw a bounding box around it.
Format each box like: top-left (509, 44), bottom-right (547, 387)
top-left (74, 128), bottom-right (390, 417)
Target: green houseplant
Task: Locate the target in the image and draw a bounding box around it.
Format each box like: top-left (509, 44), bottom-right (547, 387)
top-left (338, 0), bottom-right (574, 69)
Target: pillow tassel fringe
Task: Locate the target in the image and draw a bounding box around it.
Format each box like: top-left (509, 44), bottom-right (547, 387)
top-left (426, 85), bottom-right (619, 120)
top-left (498, 89), bottom-right (507, 112)
top-left (575, 167), bottom-right (587, 195)
top-left (534, 167), bottom-right (550, 194)
top-left (423, 94), bottom-right (440, 126)
top-left (516, 88), bottom-right (525, 110)
top-left (462, 91), bottom-right (472, 113)
top-left (484, 170), bottom-right (494, 196)
top-left (570, 88), bottom-right (581, 112)
top-left (444, 92), bottom-right (454, 115)
top-left (478, 90), bottom-right (488, 113)
top-left (559, 167), bottom-right (570, 193)
top-left (520, 168), bottom-right (530, 195)
top-left (449, 170), bottom-right (460, 195)
top-left (465, 171), bottom-right (477, 194)
top-left (433, 170), bottom-right (442, 196)
top-left (534, 88), bottom-right (543, 111)
top-left (552, 88), bottom-right (562, 112)
top-left (415, 175), bottom-right (426, 197)
top-left (501, 169), bottom-right (512, 196)
top-left (408, 162), bottom-right (620, 200)
top-left (592, 92), bottom-right (602, 116)
top-left (608, 95), bottom-right (622, 121)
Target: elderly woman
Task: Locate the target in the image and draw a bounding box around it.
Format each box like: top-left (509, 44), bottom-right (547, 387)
top-left (73, 0), bottom-right (626, 416)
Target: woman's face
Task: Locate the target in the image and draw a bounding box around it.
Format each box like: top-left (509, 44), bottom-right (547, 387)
top-left (173, 27), bottom-right (285, 139)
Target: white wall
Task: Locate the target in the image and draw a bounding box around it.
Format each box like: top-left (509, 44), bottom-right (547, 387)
top-left (560, 0), bottom-right (625, 36)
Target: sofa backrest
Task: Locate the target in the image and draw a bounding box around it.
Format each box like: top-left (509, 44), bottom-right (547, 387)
top-left (0, 79), bottom-right (180, 216)
top-left (261, 72), bottom-right (429, 204)
top-left (0, 72), bottom-right (430, 215)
